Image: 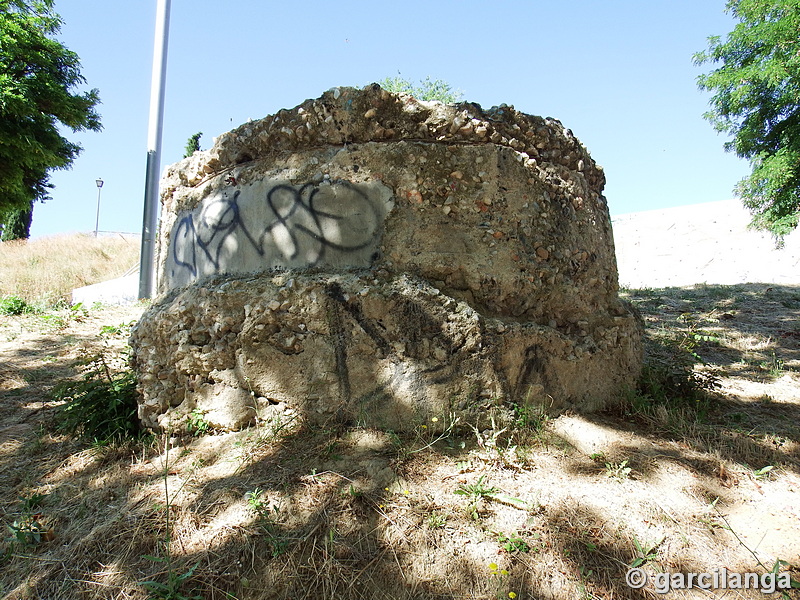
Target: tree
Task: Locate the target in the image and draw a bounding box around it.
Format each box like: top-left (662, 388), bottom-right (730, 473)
top-left (379, 75), bottom-right (464, 104)
top-left (183, 132), bottom-right (202, 158)
top-left (694, 0), bottom-right (800, 239)
top-left (0, 202), bottom-right (33, 241)
top-left (0, 0), bottom-right (101, 240)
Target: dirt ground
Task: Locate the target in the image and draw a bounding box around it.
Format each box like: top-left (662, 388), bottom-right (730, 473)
top-left (0, 283), bottom-right (798, 600)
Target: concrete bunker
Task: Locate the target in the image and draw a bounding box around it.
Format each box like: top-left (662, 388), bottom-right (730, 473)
top-left (130, 85), bottom-right (642, 432)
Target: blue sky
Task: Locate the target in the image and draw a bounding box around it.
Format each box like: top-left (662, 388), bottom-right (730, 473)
top-left (32, 0), bottom-right (749, 238)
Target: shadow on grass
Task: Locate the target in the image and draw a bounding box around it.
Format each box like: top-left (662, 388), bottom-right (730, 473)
top-left (1, 283), bottom-right (799, 599)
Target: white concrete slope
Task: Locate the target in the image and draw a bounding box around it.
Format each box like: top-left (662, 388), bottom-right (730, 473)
top-left (612, 199), bottom-right (800, 289)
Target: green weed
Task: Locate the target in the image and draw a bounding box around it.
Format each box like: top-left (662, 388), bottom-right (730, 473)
top-left (186, 409), bottom-right (210, 437)
top-left (0, 295), bottom-right (35, 315)
top-left (139, 558), bottom-right (201, 600)
top-left (629, 535), bottom-right (663, 568)
top-left (245, 488), bottom-right (290, 557)
top-left (495, 531), bottom-right (530, 554)
top-left (4, 494), bottom-right (53, 551)
top-left (753, 465), bottom-right (775, 480)
top-left (100, 320), bottom-right (136, 337)
top-left (53, 353), bottom-right (142, 443)
top-left (426, 511), bottom-right (447, 529)
top-left (455, 475), bottom-right (499, 503)
top-left (605, 459), bottom-right (632, 481)
top-left (138, 434), bottom-right (201, 600)
top-left (761, 352), bottom-right (785, 378)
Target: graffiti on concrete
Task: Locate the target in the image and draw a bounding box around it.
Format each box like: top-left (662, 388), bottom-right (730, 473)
top-left (166, 180), bottom-right (394, 288)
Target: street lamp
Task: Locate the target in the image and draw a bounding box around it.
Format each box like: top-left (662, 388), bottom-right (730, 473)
top-left (94, 178), bottom-right (104, 237)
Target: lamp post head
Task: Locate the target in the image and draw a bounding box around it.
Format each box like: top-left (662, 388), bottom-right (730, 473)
top-left (96, 178), bottom-right (104, 189)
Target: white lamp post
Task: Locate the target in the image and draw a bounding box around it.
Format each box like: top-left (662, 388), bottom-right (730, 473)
top-left (94, 178), bottom-right (104, 237)
top-left (140, 0), bottom-right (171, 299)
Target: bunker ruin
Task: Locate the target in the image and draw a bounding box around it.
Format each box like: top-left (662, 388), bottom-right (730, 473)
top-left (130, 85), bottom-right (642, 432)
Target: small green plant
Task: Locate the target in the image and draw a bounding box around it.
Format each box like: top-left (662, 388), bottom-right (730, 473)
top-left (605, 458), bottom-right (632, 480)
top-left (770, 560), bottom-right (800, 600)
top-left (753, 465), bottom-right (775, 480)
top-left (37, 312), bottom-right (67, 328)
top-left (630, 335), bottom-right (719, 421)
top-left (19, 492), bottom-right (47, 512)
top-left (4, 493), bottom-right (53, 550)
top-left (455, 475), bottom-right (500, 503)
top-left (455, 475), bottom-right (500, 520)
top-left (761, 352), bottom-right (785, 378)
top-left (53, 353), bottom-right (142, 442)
top-left (378, 74), bottom-right (463, 103)
top-left (99, 320), bottom-right (136, 337)
top-left (69, 301), bottom-right (88, 320)
top-left (629, 535), bottom-right (663, 568)
top-left (496, 531), bottom-right (530, 554)
top-left (426, 511), bottom-right (447, 529)
top-left (5, 514), bottom-right (52, 547)
top-left (344, 484), bottom-right (363, 499)
top-left (589, 452), bottom-right (606, 463)
top-left (245, 488), bottom-right (290, 557)
top-left (138, 433), bottom-right (201, 600)
top-left (186, 409), bottom-right (210, 436)
top-left (0, 294), bottom-right (34, 315)
top-left (487, 562), bottom-right (517, 600)
top-left (409, 413), bottom-right (460, 454)
top-left (676, 312), bottom-right (719, 358)
top-left (139, 558), bottom-right (201, 600)
top-left (388, 414), bottom-right (460, 461)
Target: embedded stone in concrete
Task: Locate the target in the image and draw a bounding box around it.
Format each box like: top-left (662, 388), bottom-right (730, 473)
top-left (131, 272), bottom-right (641, 432)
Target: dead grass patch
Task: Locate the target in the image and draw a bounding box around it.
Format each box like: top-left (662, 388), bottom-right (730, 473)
top-left (0, 285), bottom-right (798, 599)
top-left (0, 233), bottom-right (139, 307)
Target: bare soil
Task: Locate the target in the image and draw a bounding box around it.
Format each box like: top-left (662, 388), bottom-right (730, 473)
top-left (0, 284), bottom-right (798, 600)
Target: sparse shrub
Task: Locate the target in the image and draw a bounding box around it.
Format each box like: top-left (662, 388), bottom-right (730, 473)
top-left (378, 75), bottom-right (464, 103)
top-left (53, 353), bottom-right (142, 442)
top-left (0, 294), bottom-right (34, 315)
top-left (629, 336), bottom-right (719, 420)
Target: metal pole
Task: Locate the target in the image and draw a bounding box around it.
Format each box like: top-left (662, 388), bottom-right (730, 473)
top-left (94, 178), bottom-right (103, 237)
top-left (139, 0), bottom-right (171, 299)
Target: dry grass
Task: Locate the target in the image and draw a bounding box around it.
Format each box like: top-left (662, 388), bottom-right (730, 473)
top-left (0, 284), bottom-right (798, 599)
top-left (0, 233), bottom-right (139, 307)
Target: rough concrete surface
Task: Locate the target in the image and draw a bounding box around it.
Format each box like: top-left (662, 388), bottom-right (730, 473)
top-left (130, 85), bottom-right (643, 431)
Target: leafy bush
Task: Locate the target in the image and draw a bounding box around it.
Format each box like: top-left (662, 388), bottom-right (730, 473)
top-left (53, 354), bottom-right (142, 442)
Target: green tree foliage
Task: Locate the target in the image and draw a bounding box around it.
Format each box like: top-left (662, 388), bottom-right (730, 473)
top-left (694, 0), bottom-right (800, 239)
top-left (379, 75), bottom-right (464, 103)
top-left (0, 0), bottom-right (101, 238)
top-left (183, 131), bottom-right (202, 158)
top-left (0, 204), bottom-right (32, 241)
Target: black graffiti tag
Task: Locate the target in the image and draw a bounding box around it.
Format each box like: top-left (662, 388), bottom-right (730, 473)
top-left (171, 181), bottom-right (383, 278)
